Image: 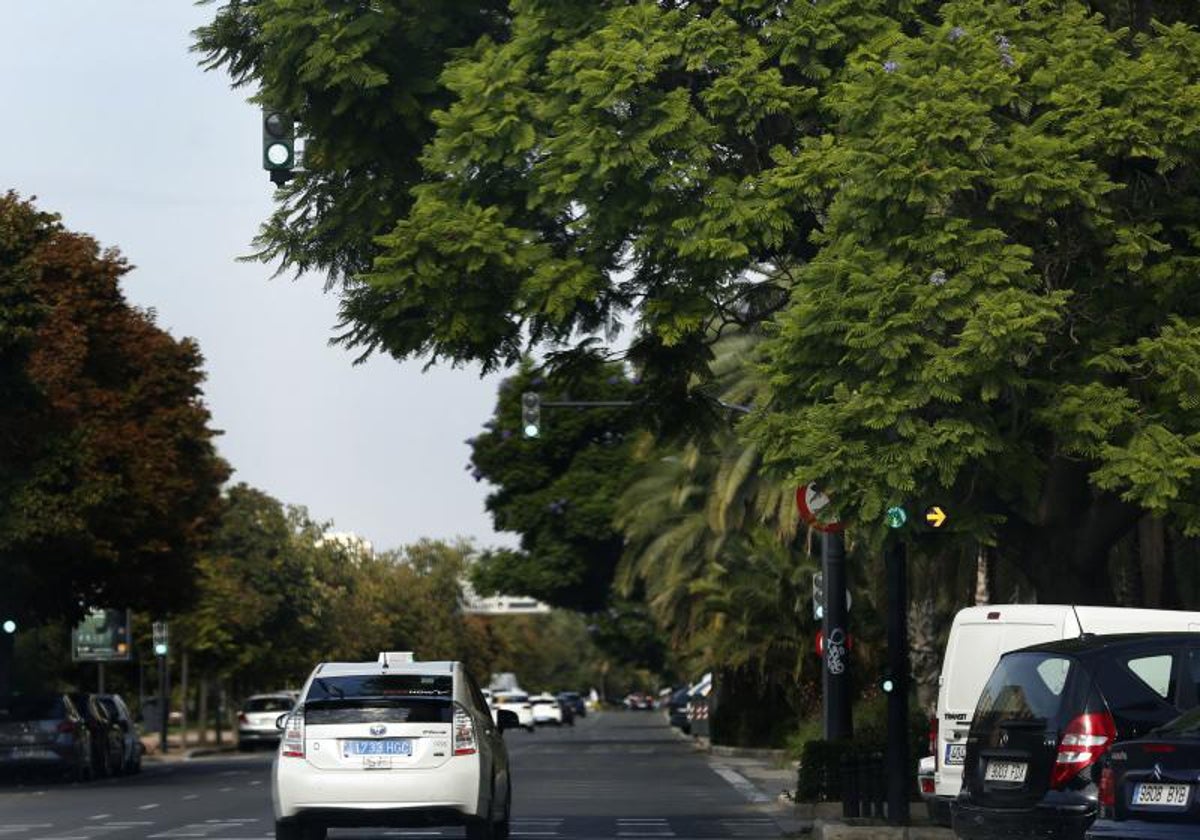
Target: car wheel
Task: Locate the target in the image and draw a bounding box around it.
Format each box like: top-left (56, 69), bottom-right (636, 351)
top-left (494, 780), bottom-right (512, 840)
top-left (274, 821), bottom-right (301, 840)
top-left (300, 824), bottom-right (326, 840)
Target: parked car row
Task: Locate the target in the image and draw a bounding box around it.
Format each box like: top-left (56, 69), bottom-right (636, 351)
top-left (0, 691), bottom-right (141, 781)
top-left (665, 673), bottom-right (712, 734)
top-left (917, 604), bottom-right (1200, 840)
top-left (484, 688), bottom-right (583, 731)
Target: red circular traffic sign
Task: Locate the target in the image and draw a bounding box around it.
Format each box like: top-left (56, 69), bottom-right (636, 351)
top-left (796, 483), bottom-right (844, 533)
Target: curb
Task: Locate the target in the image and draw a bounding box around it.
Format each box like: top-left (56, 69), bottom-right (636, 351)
top-left (709, 743), bottom-right (790, 763)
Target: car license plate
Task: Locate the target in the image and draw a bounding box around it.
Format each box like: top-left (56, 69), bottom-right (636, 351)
top-left (342, 738), bottom-right (412, 758)
top-left (945, 744), bottom-right (966, 765)
top-left (1133, 783), bottom-right (1191, 808)
top-left (984, 760), bottom-right (1028, 783)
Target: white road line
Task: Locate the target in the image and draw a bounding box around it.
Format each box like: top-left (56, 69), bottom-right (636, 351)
top-left (182, 795), bottom-right (199, 801)
top-left (219, 787), bottom-right (234, 792)
top-left (249, 780), bottom-right (262, 786)
top-left (87, 817), bottom-right (111, 821)
top-left (711, 766), bottom-right (772, 804)
top-left (138, 804), bottom-right (160, 811)
top-left (102, 822), bottom-right (154, 827)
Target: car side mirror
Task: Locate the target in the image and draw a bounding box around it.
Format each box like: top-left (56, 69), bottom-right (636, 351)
top-left (496, 710), bottom-right (520, 732)
top-left (276, 713), bottom-right (289, 731)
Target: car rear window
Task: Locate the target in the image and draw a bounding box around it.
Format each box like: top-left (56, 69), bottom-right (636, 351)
top-left (0, 696), bottom-right (66, 721)
top-left (307, 674), bottom-right (452, 701)
top-left (975, 653), bottom-right (1074, 723)
top-left (531, 698), bottom-right (555, 705)
top-left (245, 697), bottom-right (294, 712)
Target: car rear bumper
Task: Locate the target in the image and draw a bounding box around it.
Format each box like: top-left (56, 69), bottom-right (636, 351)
top-left (922, 794), bottom-right (952, 827)
top-left (1087, 818), bottom-right (1200, 840)
top-left (953, 801), bottom-right (1094, 840)
top-left (273, 755), bottom-right (482, 821)
top-left (238, 728), bottom-right (282, 743)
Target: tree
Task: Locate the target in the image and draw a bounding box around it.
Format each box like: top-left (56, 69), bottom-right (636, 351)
top-left (0, 192), bottom-right (228, 625)
top-left (467, 359), bottom-right (641, 612)
top-left (749, 2), bottom-right (1200, 602)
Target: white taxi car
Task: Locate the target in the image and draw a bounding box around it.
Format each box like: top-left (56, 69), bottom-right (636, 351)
top-left (490, 691), bottom-right (535, 732)
top-left (272, 652), bottom-right (517, 840)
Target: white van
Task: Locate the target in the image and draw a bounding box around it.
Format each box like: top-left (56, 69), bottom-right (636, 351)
top-left (922, 604), bottom-right (1200, 825)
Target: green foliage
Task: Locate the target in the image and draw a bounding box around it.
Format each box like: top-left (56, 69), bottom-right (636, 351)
top-left (467, 359), bottom-right (642, 612)
top-left (0, 192), bottom-right (228, 625)
top-left (749, 2), bottom-right (1200, 601)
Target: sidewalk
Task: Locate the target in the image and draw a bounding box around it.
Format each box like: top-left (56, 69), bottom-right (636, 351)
top-left (140, 728), bottom-right (240, 762)
top-left (687, 734), bottom-right (953, 838)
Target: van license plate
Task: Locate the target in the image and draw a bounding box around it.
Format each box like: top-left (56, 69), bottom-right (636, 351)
top-left (1133, 783), bottom-right (1190, 807)
top-left (945, 744), bottom-right (966, 765)
top-left (984, 761), bottom-right (1027, 783)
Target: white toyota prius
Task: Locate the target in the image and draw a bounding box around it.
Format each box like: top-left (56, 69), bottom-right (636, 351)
top-left (272, 652), bottom-right (517, 840)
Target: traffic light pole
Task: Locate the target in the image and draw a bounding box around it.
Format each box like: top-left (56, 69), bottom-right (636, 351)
top-left (158, 652), bottom-right (169, 755)
top-left (885, 539), bottom-right (910, 824)
top-left (821, 530), bottom-right (852, 740)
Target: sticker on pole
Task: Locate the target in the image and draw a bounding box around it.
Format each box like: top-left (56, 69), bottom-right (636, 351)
top-left (796, 483), bottom-right (844, 533)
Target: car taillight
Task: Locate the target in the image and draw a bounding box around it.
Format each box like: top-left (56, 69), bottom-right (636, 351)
top-left (280, 710), bottom-right (305, 758)
top-left (1051, 711), bottom-right (1116, 789)
top-left (57, 720), bottom-right (76, 735)
top-left (453, 704), bottom-right (477, 756)
top-left (1098, 766), bottom-right (1115, 812)
top-left (920, 777), bottom-right (936, 794)
top-left (238, 713), bottom-right (249, 724)
top-left (928, 716), bottom-right (938, 765)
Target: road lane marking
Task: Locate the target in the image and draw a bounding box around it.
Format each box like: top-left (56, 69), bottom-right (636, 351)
top-left (182, 795), bottom-right (199, 801)
top-left (87, 817), bottom-right (111, 822)
top-left (102, 823), bottom-right (155, 827)
top-left (138, 805), bottom-right (160, 811)
top-left (710, 766), bottom-right (772, 804)
top-left (219, 787), bottom-right (235, 792)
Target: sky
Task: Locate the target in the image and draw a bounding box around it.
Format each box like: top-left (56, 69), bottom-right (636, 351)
top-left (0, 2), bottom-right (517, 553)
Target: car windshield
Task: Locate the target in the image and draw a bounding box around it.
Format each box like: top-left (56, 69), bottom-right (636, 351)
top-left (0, 696), bottom-right (66, 722)
top-left (245, 697), bottom-right (294, 712)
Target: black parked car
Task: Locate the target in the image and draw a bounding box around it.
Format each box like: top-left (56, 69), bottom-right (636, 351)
top-left (953, 633), bottom-right (1200, 840)
top-left (95, 694), bottom-right (142, 774)
top-left (68, 692), bottom-right (124, 777)
top-left (666, 687), bottom-right (691, 732)
top-left (0, 693), bottom-right (92, 781)
top-left (1086, 703), bottom-right (1200, 840)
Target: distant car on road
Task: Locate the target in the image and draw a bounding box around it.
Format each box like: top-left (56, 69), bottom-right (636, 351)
top-left (492, 691), bottom-right (535, 732)
top-left (665, 687), bottom-right (691, 732)
top-left (557, 691), bottom-right (586, 719)
top-left (529, 693), bottom-right (563, 726)
top-left (238, 693), bottom-right (297, 751)
top-left (0, 693), bottom-right (92, 781)
top-left (953, 633), bottom-right (1200, 840)
top-left (95, 693), bottom-right (142, 774)
top-left (623, 692), bottom-right (653, 711)
top-left (272, 651), bottom-right (516, 840)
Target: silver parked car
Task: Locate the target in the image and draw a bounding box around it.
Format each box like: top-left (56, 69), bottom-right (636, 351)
top-left (238, 692), bottom-right (297, 751)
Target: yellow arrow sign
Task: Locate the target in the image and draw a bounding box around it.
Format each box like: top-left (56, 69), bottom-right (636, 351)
top-left (925, 506), bottom-right (947, 528)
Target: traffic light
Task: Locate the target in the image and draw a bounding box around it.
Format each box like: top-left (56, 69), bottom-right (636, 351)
top-left (262, 107), bottom-right (295, 185)
top-left (1, 620), bottom-right (14, 634)
top-left (152, 621), bottom-right (169, 657)
top-left (879, 671), bottom-right (897, 695)
top-left (522, 392), bottom-right (541, 438)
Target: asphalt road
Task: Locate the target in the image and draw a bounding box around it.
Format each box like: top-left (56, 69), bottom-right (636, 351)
top-left (0, 712), bottom-right (785, 840)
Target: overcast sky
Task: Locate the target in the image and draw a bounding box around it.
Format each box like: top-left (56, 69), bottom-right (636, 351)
top-left (0, 2), bottom-right (517, 552)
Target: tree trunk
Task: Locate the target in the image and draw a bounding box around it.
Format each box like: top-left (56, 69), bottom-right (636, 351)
top-left (973, 545), bottom-right (991, 606)
top-left (180, 651), bottom-right (189, 748)
top-left (197, 675), bottom-right (209, 746)
top-left (1139, 516), bottom-right (1166, 608)
top-left (908, 598), bottom-right (939, 714)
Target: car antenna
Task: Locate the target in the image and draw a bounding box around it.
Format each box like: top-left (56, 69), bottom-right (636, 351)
top-left (1072, 604), bottom-right (1092, 639)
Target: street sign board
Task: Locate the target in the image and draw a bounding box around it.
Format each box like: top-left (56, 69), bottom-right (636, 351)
top-left (796, 484), bottom-right (844, 533)
top-left (71, 608), bottom-right (132, 662)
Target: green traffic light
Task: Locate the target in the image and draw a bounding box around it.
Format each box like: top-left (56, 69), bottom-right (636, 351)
top-left (154, 643), bottom-right (168, 656)
top-left (2, 620), bottom-right (15, 634)
top-left (884, 506), bottom-right (908, 528)
top-left (523, 424), bottom-right (539, 438)
top-left (880, 677), bottom-right (895, 694)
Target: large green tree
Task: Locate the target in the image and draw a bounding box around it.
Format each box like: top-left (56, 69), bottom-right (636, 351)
top-left (0, 192), bottom-right (228, 625)
top-left (750, 1), bottom-right (1200, 602)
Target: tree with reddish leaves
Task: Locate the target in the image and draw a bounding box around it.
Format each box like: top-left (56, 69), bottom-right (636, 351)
top-left (0, 192), bottom-right (228, 629)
